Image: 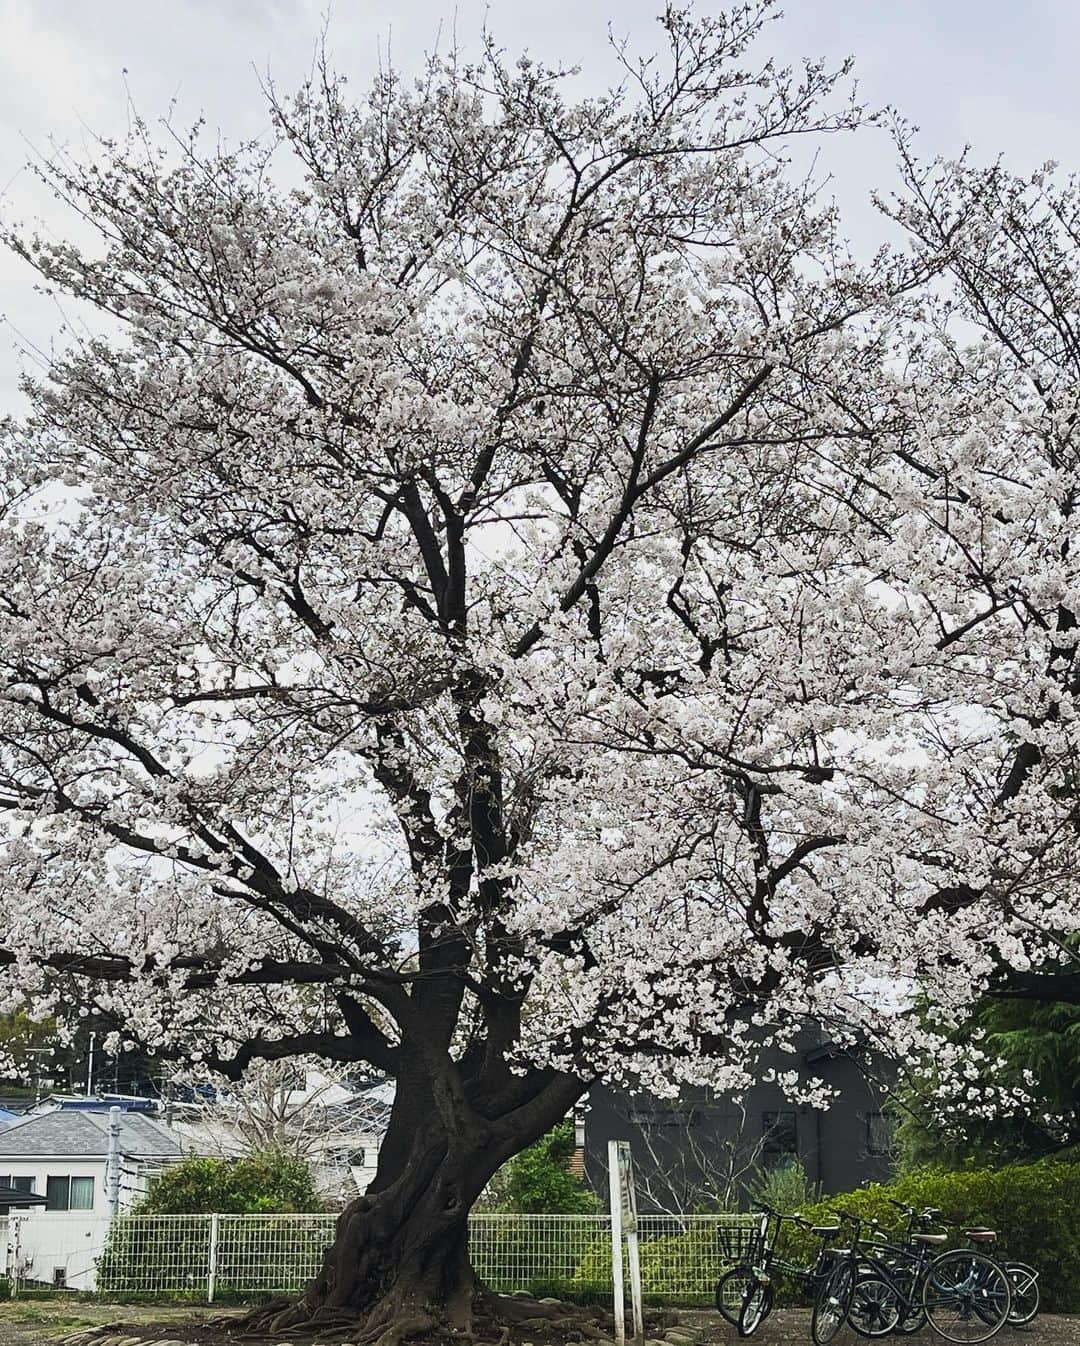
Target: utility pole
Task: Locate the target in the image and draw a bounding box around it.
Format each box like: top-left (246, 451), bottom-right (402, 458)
top-left (106, 1106), bottom-right (121, 1218)
top-left (85, 1031), bottom-right (96, 1097)
top-left (25, 1047), bottom-right (51, 1108)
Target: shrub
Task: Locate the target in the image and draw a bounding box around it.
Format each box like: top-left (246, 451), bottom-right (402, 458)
top-left (139, 1150), bottom-right (324, 1215)
top-left (784, 1161), bottom-right (1080, 1312)
top-left (96, 1150), bottom-right (328, 1296)
top-left (748, 1159), bottom-right (821, 1216)
top-left (490, 1122), bottom-right (596, 1214)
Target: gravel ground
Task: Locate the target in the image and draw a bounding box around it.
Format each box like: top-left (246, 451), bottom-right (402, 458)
top-left (0, 1302), bottom-right (1076, 1346)
top-left (679, 1308), bottom-right (1080, 1346)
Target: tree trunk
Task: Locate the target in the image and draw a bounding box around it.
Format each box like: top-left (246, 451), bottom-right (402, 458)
top-left (303, 1133), bottom-right (487, 1326)
top-left (273, 1060), bottom-right (587, 1341)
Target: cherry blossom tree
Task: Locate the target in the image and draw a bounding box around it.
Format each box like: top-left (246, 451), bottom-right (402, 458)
top-left (0, 2), bottom-right (1078, 1337)
top-left (168, 1061), bottom-right (391, 1202)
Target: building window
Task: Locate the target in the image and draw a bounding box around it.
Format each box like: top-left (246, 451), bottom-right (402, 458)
top-left (0, 1176), bottom-right (35, 1192)
top-left (762, 1110), bottom-right (798, 1169)
top-left (0, 1175), bottom-right (34, 1214)
top-left (866, 1111), bottom-right (896, 1157)
top-left (45, 1176), bottom-right (94, 1211)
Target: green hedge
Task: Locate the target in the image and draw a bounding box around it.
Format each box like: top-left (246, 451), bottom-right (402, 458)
top-left (471, 1218), bottom-right (603, 1301)
top-left (138, 1152), bottom-right (323, 1215)
top-left (783, 1163), bottom-right (1080, 1312)
top-left (573, 1224), bottom-right (740, 1304)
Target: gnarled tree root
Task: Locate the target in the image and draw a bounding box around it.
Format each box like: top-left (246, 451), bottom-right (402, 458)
top-left (218, 1289), bottom-right (613, 1343)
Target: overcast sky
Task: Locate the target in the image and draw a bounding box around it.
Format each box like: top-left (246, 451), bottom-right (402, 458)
top-left (1, 0), bottom-right (1076, 410)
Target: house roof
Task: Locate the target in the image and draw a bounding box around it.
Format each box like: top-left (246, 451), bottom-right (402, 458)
top-left (0, 1108), bottom-right (184, 1160)
top-left (320, 1097), bottom-right (392, 1134)
top-left (0, 1185), bottom-right (46, 1206)
top-left (38, 1093), bottom-right (158, 1113)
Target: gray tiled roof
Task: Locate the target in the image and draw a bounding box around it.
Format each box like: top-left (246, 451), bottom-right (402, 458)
top-left (0, 1109), bottom-right (184, 1159)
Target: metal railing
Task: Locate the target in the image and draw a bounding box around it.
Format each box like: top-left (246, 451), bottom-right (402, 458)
top-left (8, 1210), bottom-right (756, 1303)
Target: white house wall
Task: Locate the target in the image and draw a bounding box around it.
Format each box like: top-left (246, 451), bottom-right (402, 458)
top-left (7, 1211), bottom-right (110, 1291)
top-left (0, 1158), bottom-right (176, 1291)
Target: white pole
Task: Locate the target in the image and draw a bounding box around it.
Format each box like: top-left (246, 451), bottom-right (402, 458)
top-left (608, 1140), bottom-right (625, 1346)
top-left (626, 1227), bottom-right (645, 1346)
top-left (86, 1032), bottom-right (96, 1097)
top-left (106, 1106), bottom-right (122, 1218)
top-left (207, 1213), bottom-right (219, 1303)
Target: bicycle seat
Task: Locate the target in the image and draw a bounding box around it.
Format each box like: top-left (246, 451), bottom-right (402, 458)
top-left (965, 1229), bottom-right (997, 1242)
top-left (811, 1226), bottom-right (840, 1236)
top-left (911, 1233), bottom-right (947, 1245)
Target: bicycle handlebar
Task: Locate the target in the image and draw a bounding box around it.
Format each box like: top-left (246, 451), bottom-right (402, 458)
top-left (752, 1203), bottom-right (812, 1229)
top-left (882, 1197), bottom-right (947, 1233)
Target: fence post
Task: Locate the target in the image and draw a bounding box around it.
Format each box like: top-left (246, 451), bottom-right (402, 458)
top-left (607, 1143), bottom-right (625, 1346)
top-left (8, 1214), bottom-right (20, 1298)
top-left (207, 1213), bottom-right (219, 1303)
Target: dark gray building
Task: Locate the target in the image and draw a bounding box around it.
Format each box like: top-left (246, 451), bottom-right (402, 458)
top-left (584, 1038), bottom-right (896, 1210)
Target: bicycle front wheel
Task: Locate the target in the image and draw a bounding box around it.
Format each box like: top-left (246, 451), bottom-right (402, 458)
top-left (737, 1279), bottom-right (774, 1337)
top-left (848, 1275), bottom-right (901, 1338)
top-left (1006, 1263), bottom-right (1039, 1328)
top-left (922, 1249), bottom-right (1012, 1343)
top-left (812, 1259), bottom-right (855, 1346)
top-left (716, 1267), bottom-right (752, 1327)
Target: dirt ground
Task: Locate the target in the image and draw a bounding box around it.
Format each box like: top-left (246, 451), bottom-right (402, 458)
top-left (0, 1303), bottom-right (1076, 1346)
top-left (0, 1300), bottom-right (236, 1344)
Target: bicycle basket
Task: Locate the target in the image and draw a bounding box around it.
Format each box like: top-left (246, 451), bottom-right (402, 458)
top-left (717, 1219), bottom-right (755, 1262)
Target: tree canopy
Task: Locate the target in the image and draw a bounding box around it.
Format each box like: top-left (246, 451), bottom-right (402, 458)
top-left (0, 0), bottom-right (1078, 1326)
top-left (899, 973), bottom-right (1080, 1168)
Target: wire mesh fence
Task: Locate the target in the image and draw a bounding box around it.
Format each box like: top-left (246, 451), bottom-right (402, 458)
top-left (471, 1214), bottom-right (755, 1304)
top-left (471, 1214), bottom-right (608, 1299)
top-left (91, 1213), bottom-right (341, 1297)
top-left (95, 1213), bottom-right (217, 1296)
top-left (214, 1213), bottom-right (336, 1296)
top-left (12, 1210), bottom-right (756, 1303)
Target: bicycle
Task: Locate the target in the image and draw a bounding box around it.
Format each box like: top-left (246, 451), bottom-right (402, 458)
top-left (714, 1213), bottom-right (761, 1328)
top-left (853, 1203), bottom-right (1037, 1336)
top-left (826, 1204), bottom-right (1012, 1344)
top-left (712, 1203), bottom-right (843, 1335)
top-left (810, 1210), bottom-right (865, 1345)
top-left (847, 1198), bottom-right (938, 1338)
top-left (956, 1224), bottom-right (1039, 1329)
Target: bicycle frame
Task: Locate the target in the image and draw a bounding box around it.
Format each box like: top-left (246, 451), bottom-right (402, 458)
top-left (825, 1206), bottom-right (943, 1317)
top-left (847, 1209), bottom-right (1011, 1334)
top-left (745, 1205), bottom-right (840, 1293)
top-left (850, 1237), bottom-right (943, 1317)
